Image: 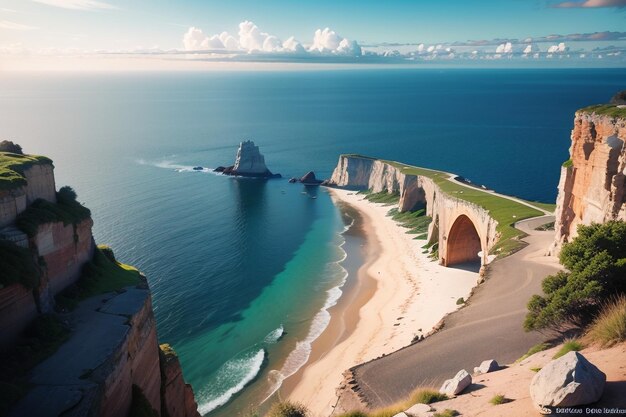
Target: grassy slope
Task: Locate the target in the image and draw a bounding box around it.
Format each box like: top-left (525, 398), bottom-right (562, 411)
top-left (0, 152), bottom-right (52, 191)
top-left (349, 158), bottom-right (545, 256)
top-left (579, 104), bottom-right (626, 118)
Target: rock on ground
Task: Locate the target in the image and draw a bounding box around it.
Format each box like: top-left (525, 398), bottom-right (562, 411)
top-left (474, 359), bottom-right (499, 374)
top-left (439, 369), bottom-right (472, 396)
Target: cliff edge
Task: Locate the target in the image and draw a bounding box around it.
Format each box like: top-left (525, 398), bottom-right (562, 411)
top-left (552, 104), bottom-right (626, 254)
top-left (0, 148), bottom-right (200, 417)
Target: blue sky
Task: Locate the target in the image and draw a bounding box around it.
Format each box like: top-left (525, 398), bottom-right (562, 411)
top-left (0, 0), bottom-right (625, 69)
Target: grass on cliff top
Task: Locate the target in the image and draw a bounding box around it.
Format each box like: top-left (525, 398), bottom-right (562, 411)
top-left (56, 245), bottom-right (142, 310)
top-left (0, 152), bottom-right (52, 191)
top-left (16, 190), bottom-right (91, 237)
top-left (579, 104), bottom-right (626, 118)
top-left (378, 160), bottom-right (544, 256)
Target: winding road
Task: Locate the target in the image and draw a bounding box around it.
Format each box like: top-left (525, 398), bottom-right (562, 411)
top-left (346, 214), bottom-right (561, 409)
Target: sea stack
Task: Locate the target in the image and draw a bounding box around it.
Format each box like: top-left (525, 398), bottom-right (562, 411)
top-left (215, 140), bottom-right (281, 178)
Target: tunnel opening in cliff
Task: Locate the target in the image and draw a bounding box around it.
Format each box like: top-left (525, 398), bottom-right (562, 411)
top-left (444, 214), bottom-right (482, 267)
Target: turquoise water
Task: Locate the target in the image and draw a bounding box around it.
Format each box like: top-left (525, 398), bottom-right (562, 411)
top-left (1, 69), bottom-right (625, 415)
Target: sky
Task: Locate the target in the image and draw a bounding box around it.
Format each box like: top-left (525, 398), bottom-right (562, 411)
top-left (1, 0), bottom-right (625, 70)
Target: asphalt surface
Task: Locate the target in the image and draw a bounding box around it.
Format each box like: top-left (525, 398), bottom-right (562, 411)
top-left (351, 215), bottom-right (561, 408)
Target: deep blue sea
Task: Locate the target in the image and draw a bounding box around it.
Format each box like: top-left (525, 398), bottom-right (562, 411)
top-left (0, 68), bottom-right (624, 415)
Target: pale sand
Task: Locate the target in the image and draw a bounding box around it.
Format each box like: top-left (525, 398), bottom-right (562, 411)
top-left (284, 189), bottom-right (479, 417)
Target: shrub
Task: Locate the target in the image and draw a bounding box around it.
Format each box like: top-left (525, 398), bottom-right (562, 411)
top-left (335, 412), bottom-right (368, 417)
top-left (267, 401), bottom-right (309, 417)
top-left (562, 159), bottom-right (573, 168)
top-left (553, 339), bottom-right (583, 359)
top-left (587, 295), bottom-right (626, 346)
top-left (56, 186), bottom-right (78, 204)
top-left (0, 141), bottom-right (23, 154)
top-left (433, 410), bottom-right (459, 417)
top-left (410, 388), bottom-right (448, 404)
top-left (489, 394), bottom-right (510, 405)
top-left (456, 297), bottom-right (464, 305)
top-left (516, 342), bottom-right (551, 362)
top-left (525, 221), bottom-right (626, 332)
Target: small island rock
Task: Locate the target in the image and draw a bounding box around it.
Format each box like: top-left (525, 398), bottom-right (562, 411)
top-left (214, 141), bottom-right (281, 178)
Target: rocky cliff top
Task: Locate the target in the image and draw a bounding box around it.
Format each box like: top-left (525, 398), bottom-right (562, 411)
top-left (577, 103), bottom-right (626, 119)
top-left (0, 152), bottom-right (53, 191)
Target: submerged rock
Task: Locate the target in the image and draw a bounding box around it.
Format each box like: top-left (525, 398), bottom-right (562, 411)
top-left (530, 351), bottom-right (605, 413)
top-left (192, 166), bottom-right (203, 171)
top-left (214, 140), bottom-right (281, 178)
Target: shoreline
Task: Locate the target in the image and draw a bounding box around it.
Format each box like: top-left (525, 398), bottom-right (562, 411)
top-left (282, 188), bottom-right (481, 417)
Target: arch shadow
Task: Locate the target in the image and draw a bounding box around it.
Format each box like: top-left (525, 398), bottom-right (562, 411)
top-left (444, 214), bottom-right (482, 269)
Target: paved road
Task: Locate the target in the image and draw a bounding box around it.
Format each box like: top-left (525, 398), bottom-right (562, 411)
top-left (350, 215), bottom-right (561, 408)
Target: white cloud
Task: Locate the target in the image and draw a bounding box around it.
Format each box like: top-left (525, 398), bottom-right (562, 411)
top-left (0, 20), bottom-right (38, 30)
top-left (182, 21), bottom-right (361, 57)
top-left (31, 0), bottom-right (117, 11)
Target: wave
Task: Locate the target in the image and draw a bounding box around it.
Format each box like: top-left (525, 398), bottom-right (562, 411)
top-left (264, 325), bottom-right (284, 344)
top-left (197, 349), bottom-right (265, 415)
top-left (136, 158), bottom-right (217, 174)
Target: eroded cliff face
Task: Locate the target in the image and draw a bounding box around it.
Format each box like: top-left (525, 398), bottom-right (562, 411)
top-left (552, 111), bottom-right (626, 253)
top-left (329, 155), bottom-right (499, 266)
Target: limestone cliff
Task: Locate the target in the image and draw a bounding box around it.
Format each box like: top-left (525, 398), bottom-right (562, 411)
top-left (552, 106), bottom-right (626, 253)
top-left (0, 150), bottom-right (200, 417)
top-left (328, 155), bottom-right (500, 266)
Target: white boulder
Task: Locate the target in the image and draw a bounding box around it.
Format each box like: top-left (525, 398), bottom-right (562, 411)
top-left (233, 140), bottom-right (269, 175)
top-left (474, 359), bottom-right (499, 374)
top-left (530, 351), bottom-right (605, 413)
top-left (405, 403), bottom-right (433, 416)
top-left (439, 369), bottom-right (472, 396)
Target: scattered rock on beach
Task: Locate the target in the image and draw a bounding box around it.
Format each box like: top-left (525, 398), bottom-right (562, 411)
top-left (404, 403), bottom-right (433, 416)
top-left (530, 351), bottom-right (605, 413)
top-left (474, 359), bottom-right (499, 375)
top-left (440, 369), bottom-right (472, 396)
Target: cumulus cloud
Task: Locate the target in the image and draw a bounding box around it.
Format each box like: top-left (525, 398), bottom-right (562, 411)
top-left (31, 0), bottom-right (118, 11)
top-left (553, 0), bottom-right (626, 7)
top-left (182, 21), bottom-right (361, 57)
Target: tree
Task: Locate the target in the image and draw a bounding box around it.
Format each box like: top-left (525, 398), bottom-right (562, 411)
top-left (0, 141), bottom-right (23, 154)
top-left (524, 221), bottom-right (626, 332)
top-left (56, 186), bottom-right (78, 204)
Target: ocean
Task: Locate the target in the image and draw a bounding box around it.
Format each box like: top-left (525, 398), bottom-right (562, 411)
top-left (1, 68), bottom-right (624, 415)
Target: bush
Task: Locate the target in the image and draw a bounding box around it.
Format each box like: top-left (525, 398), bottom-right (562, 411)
top-left (553, 339), bottom-right (583, 359)
top-left (16, 197), bottom-right (91, 237)
top-left (456, 297), bottom-right (464, 305)
top-left (410, 388), bottom-right (448, 404)
top-left (433, 410), bottom-right (459, 417)
top-left (0, 141), bottom-right (23, 154)
top-left (525, 221), bottom-right (626, 332)
top-left (489, 394), bottom-right (510, 405)
top-left (587, 295), bottom-right (626, 346)
top-left (267, 401), bottom-right (309, 417)
top-left (56, 186), bottom-right (78, 204)
top-left (336, 412), bottom-right (368, 417)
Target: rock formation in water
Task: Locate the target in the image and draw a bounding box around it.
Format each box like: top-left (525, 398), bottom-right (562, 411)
top-left (289, 171), bottom-right (323, 185)
top-left (552, 104), bottom-right (626, 254)
top-left (215, 140), bottom-right (281, 178)
top-left (0, 147), bottom-right (200, 417)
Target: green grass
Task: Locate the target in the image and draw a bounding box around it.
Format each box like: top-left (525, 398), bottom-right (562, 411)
top-left (553, 339), bottom-right (583, 359)
top-left (489, 394), bottom-right (510, 405)
top-left (410, 389), bottom-right (448, 404)
top-left (0, 152), bottom-right (53, 191)
top-left (335, 388), bottom-right (447, 417)
top-left (523, 201), bottom-right (556, 213)
top-left (0, 240), bottom-right (41, 289)
top-left (388, 207), bottom-right (432, 235)
top-left (562, 159), bottom-right (573, 168)
top-left (586, 295), bottom-right (626, 347)
top-left (516, 342), bottom-right (551, 362)
top-left (530, 367), bottom-right (542, 372)
top-left (376, 159), bottom-right (543, 257)
top-left (267, 401), bottom-right (308, 417)
top-left (335, 412), bottom-right (368, 417)
top-left (363, 190), bottom-right (401, 205)
top-left (579, 104), bottom-right (626, 118)
top-left (16, 196), bottom-right (91, 238)
top-left (433, 410), bottom-right (459, 417)
top-left (56, 245), bottom-right (142, 310)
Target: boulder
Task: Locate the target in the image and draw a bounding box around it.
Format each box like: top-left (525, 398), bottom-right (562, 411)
top-left (439, 369), bottom-right (472, 396)
top-left (288, 177), bottom-right (298, 183)
top-left (300, 171), bottom-right (322, 185)
top-left (405, 403), bottom-right (433, 417)
top-left (530, 351), bottom-right (605, 413)
top-left (192, 166), bottom-right (203, 171)
top-left (474, 359), bottom-right (499, 375)
top-left (215, 141), bottom-right (281, 178)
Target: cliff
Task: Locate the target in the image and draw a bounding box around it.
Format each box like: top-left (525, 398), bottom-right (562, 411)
top-left (215, 140), bottom-right (281, 178)
top-left (552, 105), bottom-right (626, 253)
top-left (329, 155), bottom-right (546, 267)
top-left (0, 150), bottom-right (200, 417)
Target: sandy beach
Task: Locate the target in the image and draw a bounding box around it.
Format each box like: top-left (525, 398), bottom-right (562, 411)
top-left (283, 189), bottom-right (480, 416)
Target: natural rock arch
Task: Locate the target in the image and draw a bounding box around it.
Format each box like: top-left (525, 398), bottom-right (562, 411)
top-left (444, 214), bottom-right (482, 266)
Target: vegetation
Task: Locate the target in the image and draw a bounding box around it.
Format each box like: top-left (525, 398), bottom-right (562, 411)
top-left (129, 385), bottom-right (159, 417)
top-left (56, 245), bottom-right (142, 310)
top-left (388, 207), bottom-right (432, 236)
top-left (535, 222), bottom-right (555, 231)
top-left (562, 159), bottom-right (573, 168)
top-left (530, 367), bottom-right (542, 372)
top-left (335, 388), bottom-right (447, 417)
top-left (0, 240), bottom-right (41, 289)
top-left (456, 297), bottom-right (465, 305)
top-left (267, 401), bottom-right (308, 417)
top-left (335, 412), bottom-right (367, 417)
top-left (363, 190), bottom-right (400, 205)
top-left (489, 394), bottom-right (510, 405)
top-left (553, 339), bottom-right (583, 359)
top-left (410, 389), bottom-right (448, 404)
top-left (16, 186), bottom-right (91, 237)
top-left (380, 160), bottom-right (544, 257)
top-left (579, 104), bottom-right (626, 119)
top-left (586, 295), bottom-right (626, 347)
top-left (0, 152), bottom-right (52, 191)
top-left (525, 201), bottom-right (556, 213)
top-left (0, 141), bottom-right (23, 154)
top-left (516, 342), bottom-right (551, 362)
top-left (525, 221), bottom-right (626, 332)
top-left (433, 410), bottom-right (459, 417)
top-left (0, 315), bottom-right (70, 415)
